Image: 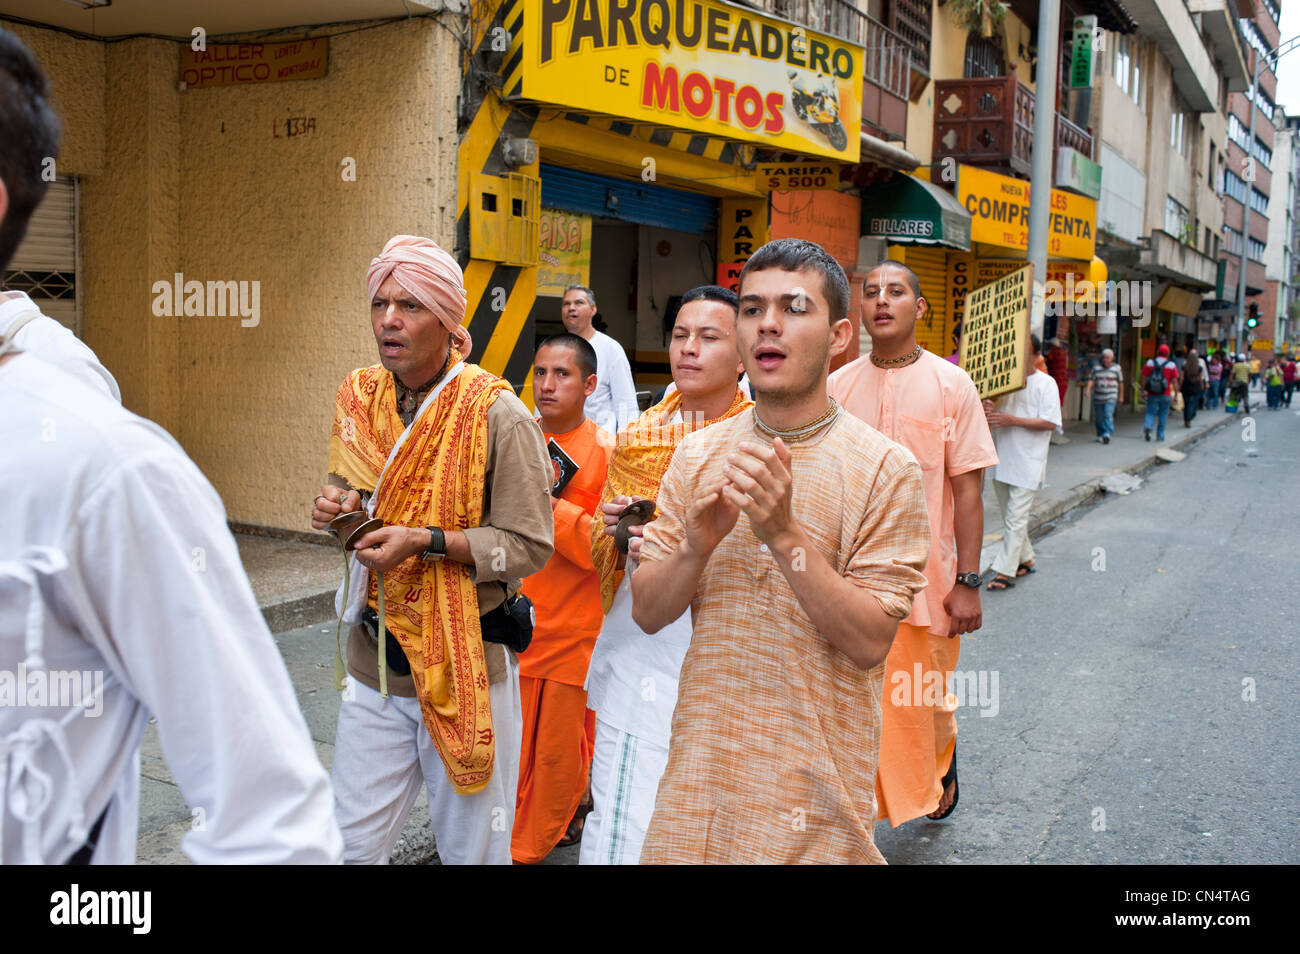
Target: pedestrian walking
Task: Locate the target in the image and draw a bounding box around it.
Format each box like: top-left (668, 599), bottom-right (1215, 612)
top-left (314, 234), bottom-right (555, 865)
top-left (1045, 337), bottom-right (1069, 406)
top-left (1227, 353), bottom-right (1251, 413)
top-left (984, 336), bottom-right (1062, 592)
top-left (1265, 359), bottom-right (1284, 409)
top-left (1083, 348), bottom-right (1122, 443)
top-left (1141, 343), bottom-right (1179, 441)
top-left (1281, 355), bottom-right (1296, 408)
top-left (830, 260), bottom-right (998, 826)
top-left (631, 239), bottom-right (931, 863)
top-left (1181, 347), bottom-right (1204, 427)
top-left (583, 285), bottom-right (752, 865)
top-left (1, 28), bottom-right (343, 863)
top-left (1206, 352), bottom-right (1223, 410)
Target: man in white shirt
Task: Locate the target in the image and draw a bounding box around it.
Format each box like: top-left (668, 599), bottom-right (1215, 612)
top-left (984, 335), bottom-right (1062, 592)
top-left (581, 284), bottom-right (749, 864)
top-left (561, 284), bottom-right (639, 435)
top-left (0, 25), bottom-right (342, 864)
top-left (0, 289), bottom-right (120, 401)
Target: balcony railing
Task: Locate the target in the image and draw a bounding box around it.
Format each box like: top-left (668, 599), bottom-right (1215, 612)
top-left (932, 75), bottom-right (1094, 178)
top-left (746, 0), bottom-right (922, 141)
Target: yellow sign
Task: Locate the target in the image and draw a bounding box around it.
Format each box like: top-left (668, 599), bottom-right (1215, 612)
top-left (537, 208), bottom-right (592, 297)
top-left (523, 0), bottom-right (863, 161)
top-left (959, 264), bottom-right (1032, 399)
top-left (756, 162), bottom-right (841, 191)
top-left (180, 40), bottom-right (328, 88)
top-left (1251, 339), bottom-right (1273, 350)
top-left (957, 165), bottom-right (1097, 260)
top-left (719, 197), bottom-right (770, 263)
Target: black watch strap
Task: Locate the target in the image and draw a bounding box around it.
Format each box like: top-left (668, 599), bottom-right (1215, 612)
top-left (955, 572), bottom-right (981, 588)
top-left (422, 526), bottom-right (446, 562)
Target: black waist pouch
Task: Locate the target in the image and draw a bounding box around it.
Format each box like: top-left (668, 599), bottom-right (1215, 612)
top-left (362, 589), bottom-right (534, 671)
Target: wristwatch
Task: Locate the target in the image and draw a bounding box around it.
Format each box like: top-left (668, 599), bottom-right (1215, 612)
top-left (955, 572), bottom-right (981, 589)
top-left (421, 526), bottom-right (446, 563)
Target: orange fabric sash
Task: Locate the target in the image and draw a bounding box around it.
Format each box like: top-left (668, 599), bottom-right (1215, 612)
top-left (330, 359), bottom-right (508, 794)
top-left (591, 387), bottom-right (753, 613)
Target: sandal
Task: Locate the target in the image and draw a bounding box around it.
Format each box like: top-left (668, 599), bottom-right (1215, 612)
top-left (1015, 562), bottom-right (1036, 577)
top-left (556, 800), bottom-right (593, 847)
top-left (986, 576), bottom-right (1015, 591)
top-left (926, 748), bottom-right (959, 820)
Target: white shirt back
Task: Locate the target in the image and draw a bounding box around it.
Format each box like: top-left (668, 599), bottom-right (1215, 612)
top-left (991, 370), bottom-right (1062, 490)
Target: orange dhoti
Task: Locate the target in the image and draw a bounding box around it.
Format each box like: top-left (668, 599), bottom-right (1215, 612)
top-left (875, 622), bottom-right (960, 827)
top-left (512, 676), bottom-right (597, 863)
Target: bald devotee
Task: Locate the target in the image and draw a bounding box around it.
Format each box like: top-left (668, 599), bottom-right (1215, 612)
top-left (581, 285), bottom-right (751, 865)
top-left (512, 334), bottom-right (614, 863)
top-left (631, 239), bottom-right (931, 864)
top-left (312, 235), bottom-right (554, 865)
top-left (829, 260), bottom-right (997, 825)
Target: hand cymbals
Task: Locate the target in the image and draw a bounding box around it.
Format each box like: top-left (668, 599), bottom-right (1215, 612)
top-left (328, 510), bottom-right (385, 551)
top-left (614, 499), bottom-right (656, 555)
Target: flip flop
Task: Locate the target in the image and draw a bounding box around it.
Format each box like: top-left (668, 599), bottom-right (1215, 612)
top-left (1015, 562), bottom-right (1036, 577)
top-left (926, 748), bottom-right (959, 820)
top-left (986, 576), bottom-right (1015, 591)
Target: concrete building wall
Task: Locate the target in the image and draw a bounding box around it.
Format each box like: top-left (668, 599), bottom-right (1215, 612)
top-left (13, 18), bottom-right (461, 531)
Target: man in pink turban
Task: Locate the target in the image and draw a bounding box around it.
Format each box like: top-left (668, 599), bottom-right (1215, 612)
top-left (311, 234), bottom-right (556, 864)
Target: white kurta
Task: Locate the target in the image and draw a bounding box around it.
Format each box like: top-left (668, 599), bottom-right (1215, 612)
top-left (0, 353), bottom-right (341, 864)
top-left (584, 330), bottom-right (639, 436)
top-left (0, 290), bottom-right (120, 401)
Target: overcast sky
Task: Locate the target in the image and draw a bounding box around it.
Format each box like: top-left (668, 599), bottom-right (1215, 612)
top-left (1274, 3), bottom-right (1300, 117)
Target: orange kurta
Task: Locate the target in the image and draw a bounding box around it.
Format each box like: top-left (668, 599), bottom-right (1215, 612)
top-left (829, 350), bottom-right (998, 825)
top-left (512, 417), bottom-right (612, 862)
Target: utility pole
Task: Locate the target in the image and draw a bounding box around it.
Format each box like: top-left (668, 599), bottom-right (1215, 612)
top-left (1236, 50), bottom-right (1259, 358)
top-left (1027, 0), bottom-right (1062, 340)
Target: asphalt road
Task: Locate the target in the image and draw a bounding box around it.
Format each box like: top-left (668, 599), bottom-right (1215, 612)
top-left (876, 404), bottom-right (1300, 864)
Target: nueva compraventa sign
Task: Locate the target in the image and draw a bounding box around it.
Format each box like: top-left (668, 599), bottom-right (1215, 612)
top-left (523, 0), bottom-right (864, 161)
top-left (957, 164), bottom-right (1097, 260)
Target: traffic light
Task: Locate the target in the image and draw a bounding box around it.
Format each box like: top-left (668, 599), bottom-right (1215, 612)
top-left (1247, 303), bottom-right (1259, 329)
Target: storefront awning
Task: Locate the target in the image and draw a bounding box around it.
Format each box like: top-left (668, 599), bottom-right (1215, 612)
top-left (1157, 285), bottom-right (1204, 318)
top-left (860, 175), bottom-right (972, 252)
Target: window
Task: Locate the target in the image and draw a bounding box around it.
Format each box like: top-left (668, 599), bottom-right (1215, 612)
top-left (1240, 20), bottom-right (1277, 72)
top-left (1262, 0), bottom-right (1279, 28)
top-left (1248, 236), bottom-right (1266, 262)
top-left (1165, 196), bottom-right (1190, 238)
top-left (1250, 187), bottom-right (1269, 215)
top-left (1170, 110), bottom-right (1186, 155)
top-left (1113, 34), bottom-right (1140, 105)
top-left (1254, 137), bottom-right (1272, 168)
top-left (1225, 169), bottom-right (1248, 203)
top-left (1225, 225), bottom-right (1243, 256)
top-left (1246, 82), bottom-right (1275, 122)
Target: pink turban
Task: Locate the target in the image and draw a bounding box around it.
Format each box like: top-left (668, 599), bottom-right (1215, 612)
top-left (366, 235), bottom-right (473, 358)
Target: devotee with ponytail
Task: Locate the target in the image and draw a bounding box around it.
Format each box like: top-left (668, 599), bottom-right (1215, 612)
top-left (310, 235), bottom-right (554, 865)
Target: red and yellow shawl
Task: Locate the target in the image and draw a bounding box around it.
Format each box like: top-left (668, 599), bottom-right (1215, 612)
top-left (330, 358), bottom-right (508, 794)
top-left (591, 387), bottom-right (752, 613)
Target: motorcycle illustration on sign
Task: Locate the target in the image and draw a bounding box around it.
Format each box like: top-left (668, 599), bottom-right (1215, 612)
top-left (788, 70), bottom-right (848, 153)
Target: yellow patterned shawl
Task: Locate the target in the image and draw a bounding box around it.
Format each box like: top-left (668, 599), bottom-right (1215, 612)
top-left (591, 387), bottom-right (753, 613)
top-left (330, 358), bottom-right (508, 794)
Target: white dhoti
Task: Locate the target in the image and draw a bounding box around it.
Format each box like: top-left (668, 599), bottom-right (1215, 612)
top-left (330, 657), bottom-right (521, 865)
top-left (579, 716), bottom-right (670, 866)
top-left (991, 479), bottom-right (1037, 579)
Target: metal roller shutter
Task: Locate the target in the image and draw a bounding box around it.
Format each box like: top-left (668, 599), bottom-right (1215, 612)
top-left (540, 164), bottom-right (718, 234)
top-left (4, 177), bottom-right (78, 334)
top-left (904, 246), bottom-right (949, 356)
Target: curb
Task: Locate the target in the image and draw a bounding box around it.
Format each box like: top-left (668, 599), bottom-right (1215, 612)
top-left (1026, 411), bottom-right (1236, 537)
top-left (262, 590), bottom-right (338, 634)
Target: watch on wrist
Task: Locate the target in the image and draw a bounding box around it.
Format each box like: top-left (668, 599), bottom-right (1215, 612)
top-left (422, 526), bottom-right (446, 563)
top-left (955, 572), bottom-right (981, 589)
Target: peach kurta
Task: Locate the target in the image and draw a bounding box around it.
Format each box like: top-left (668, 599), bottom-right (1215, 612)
top-left (637, 409), bottom-right (930, 864)
top-left (829, 349), bottom-right (998, 825)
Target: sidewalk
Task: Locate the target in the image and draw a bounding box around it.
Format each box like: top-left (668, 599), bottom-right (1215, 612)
top-left (978, 392), bottom-right (1240, 572)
